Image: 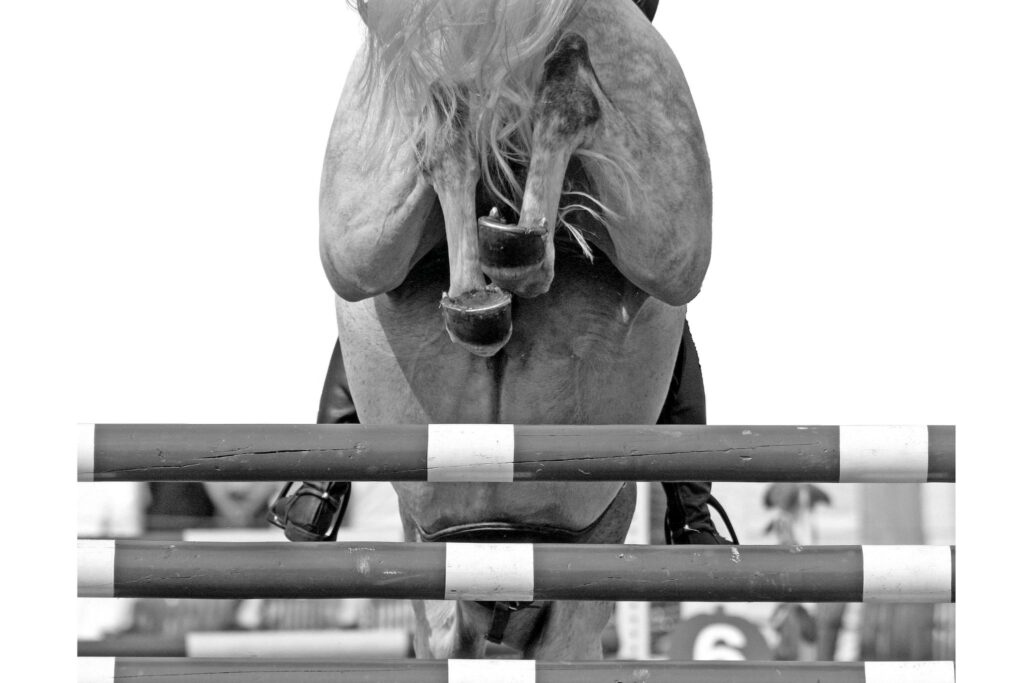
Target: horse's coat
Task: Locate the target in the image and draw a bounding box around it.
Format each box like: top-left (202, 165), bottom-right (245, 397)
top-left (319, 0), bottom-right (711, 659)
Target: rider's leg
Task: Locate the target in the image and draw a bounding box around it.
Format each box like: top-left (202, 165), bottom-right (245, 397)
top-left (316, 339), bottom-right (360, 425)
top-left (659, 322), bottom-right (735, 545)
top-left (267, 340), bottom-right (356, 541)
top-left (634, 0), bottom-right (659, 22)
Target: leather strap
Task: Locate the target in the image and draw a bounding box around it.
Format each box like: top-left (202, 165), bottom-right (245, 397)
top-left (416, 483), bottom-right (628, 544)
top-left (486, 602), bottom-right (514, 644)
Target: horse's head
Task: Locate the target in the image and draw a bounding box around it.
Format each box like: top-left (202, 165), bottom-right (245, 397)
top-left (354, 1), bottom-right (627, 356)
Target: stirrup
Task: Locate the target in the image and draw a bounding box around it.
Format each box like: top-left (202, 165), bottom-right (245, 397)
top-left (664, 494), bottom-right (739, 545)
top-left (267, 481), bottom-right (351, 542)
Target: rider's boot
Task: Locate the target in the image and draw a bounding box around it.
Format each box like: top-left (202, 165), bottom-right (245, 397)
top-left (663, 481), bottom-right (736, 545)
top-left (660, 322), bottom-right (737, 545)
top-left (267, 340), bottom-right (355, 542)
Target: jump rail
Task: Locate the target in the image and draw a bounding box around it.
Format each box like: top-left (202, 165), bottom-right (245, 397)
top-left (79, 658), bottom-right (956, 683)
top-left (78, 424), bottom-right (955, 483)
top-left (78, 525), bottom-right (404, 543)
top-left (78, 630), bottom-right (412, 658)
top-left (78, 540), bottom-right (954, 603)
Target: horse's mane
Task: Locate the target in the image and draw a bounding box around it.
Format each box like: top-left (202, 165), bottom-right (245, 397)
top-left (349, 0), bottom-right (637, 255)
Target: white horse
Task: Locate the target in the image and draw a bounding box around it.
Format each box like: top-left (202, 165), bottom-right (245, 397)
top-left (319, 0), bottom-right (710, 659)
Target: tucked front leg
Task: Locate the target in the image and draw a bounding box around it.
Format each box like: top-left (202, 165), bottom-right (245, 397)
top-left (319, 46), bottom-right (444, 303)
top-left (427, 123), bottom-right (486, 300)
top-left (487, 32), bottom-right (603, 300)
top-left (574, 1), bottom-right (713, 307)
top-left (426, 102), bottom-right (514, 357)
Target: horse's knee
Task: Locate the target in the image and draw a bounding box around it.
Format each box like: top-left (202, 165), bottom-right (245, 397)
top-left (534, 33), bottom-right (603, 146)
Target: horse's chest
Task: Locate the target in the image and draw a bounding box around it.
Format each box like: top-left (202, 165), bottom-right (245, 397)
top-left (336, 248), bottom-right (685, 425)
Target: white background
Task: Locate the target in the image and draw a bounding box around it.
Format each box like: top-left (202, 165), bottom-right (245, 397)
top-left (2, 1), bottom-right (1020, 676)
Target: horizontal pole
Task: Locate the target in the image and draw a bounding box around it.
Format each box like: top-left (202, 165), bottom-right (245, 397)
top-left (78, 424), bottom-right (955, 483)
top-left (79, 658), bottom-right (956, 683)
top-left (78, 540), bottom-right (954, 603)
top-left (79, 525), bottom-right (404, 543)
top-left (78, 630), bottom-right (412, 658)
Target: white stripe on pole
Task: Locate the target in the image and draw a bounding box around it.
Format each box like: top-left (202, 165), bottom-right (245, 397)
top-left (861, 545), bottom-right (953, 602)
top-left (78, 540), bottom-right (116, 598)
top-left (78, 423), bottom-right (96, 482)
top-left (180, 525), bottom-right (404, 543)
top-left (864, 661), bottom-right (956, 683)
top-left (182, 527), bottom-right (288, 542)
top-left (839, 425), bottom-right (930, 482)
top-left (444, 543), bottom-right (534, 601)
top-left (427, 424), bottom-right (515, 482)
top-left (616, 481), bottom-right (651, 659)
top-left (77, 655), bottom-right (114, 683)
top-left (448, 659), bottom-right (535, 683)
top-left (185, 629), bottom-right (409, 658)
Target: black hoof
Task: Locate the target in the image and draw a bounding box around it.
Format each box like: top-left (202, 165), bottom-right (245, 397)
top-left (441, 286), bottom-right (513, 357)
top-left (478, 213), bottom-right (546, 276)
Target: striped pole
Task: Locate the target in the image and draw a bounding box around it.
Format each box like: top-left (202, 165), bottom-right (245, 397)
top-left (77, 630), bottom-right (412, 658)
top-left (78, 540), bottom-right (954, 603)
top-left (79, 658), bottom-right (956, 683)
top-left (78, 424), bottom-right (955, 483)
top-left (78, 526), bottom-right (404, 543)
